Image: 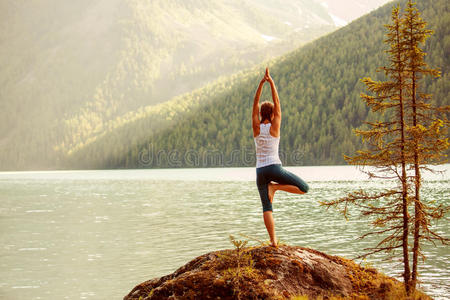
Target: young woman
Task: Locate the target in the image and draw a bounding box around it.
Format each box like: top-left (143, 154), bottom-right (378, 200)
top-left (252, 68), bottom-right (309, 247)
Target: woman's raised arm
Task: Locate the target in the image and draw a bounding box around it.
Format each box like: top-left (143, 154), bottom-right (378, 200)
top-left (266, 68), bottom-right (281, 137)
top-left (252, 77), bottom-right (265, 137)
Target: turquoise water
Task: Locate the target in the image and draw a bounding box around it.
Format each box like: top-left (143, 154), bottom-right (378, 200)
top-left (0, 166), bottom-right (448, 299)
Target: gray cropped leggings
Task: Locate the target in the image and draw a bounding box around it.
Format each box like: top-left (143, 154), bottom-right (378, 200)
top-left (256, 164), bottom-right (309, 212)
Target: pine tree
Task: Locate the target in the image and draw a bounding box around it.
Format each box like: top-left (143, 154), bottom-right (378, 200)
top-left (323, 4), bottom-right (413, 289)
top-left (401, 0), bottom-right (449, 291)
top-left (322, 1), bottom-right (449, 295)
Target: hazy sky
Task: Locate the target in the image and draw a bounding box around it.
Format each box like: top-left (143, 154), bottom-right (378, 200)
top-left (320, 0), bottom-right (394, 24)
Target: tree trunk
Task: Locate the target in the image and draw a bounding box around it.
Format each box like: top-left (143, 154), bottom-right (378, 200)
top-left (411, 68), bottom-right (421, 291)
top-left (396, 19), bottom-right (410, 293)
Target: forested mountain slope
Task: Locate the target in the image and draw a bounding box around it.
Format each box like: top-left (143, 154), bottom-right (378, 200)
top-left (1, 0), bottom-right (352, 170)
top-left (64, 0), bottom-right (448, 169)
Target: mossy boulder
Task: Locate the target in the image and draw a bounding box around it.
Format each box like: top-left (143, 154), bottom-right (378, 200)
top-left (124, 245), bottom-right (430, 300)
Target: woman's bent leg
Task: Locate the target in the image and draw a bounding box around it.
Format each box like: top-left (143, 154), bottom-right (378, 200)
top-left (263, 211), bottom-right (277, 247)
top-left (268, 165), bottom-right (309, 202)
top-left (268, 183), bottom-right (305, 202)
top-left (273, 166), bottom-right (309, 192)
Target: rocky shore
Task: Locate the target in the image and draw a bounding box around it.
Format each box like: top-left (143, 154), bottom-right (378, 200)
top-left (124, 245), bottom-right (430, 300)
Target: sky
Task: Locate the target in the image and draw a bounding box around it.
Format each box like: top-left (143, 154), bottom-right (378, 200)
top-left (320, 0), bottom-right (394, 25)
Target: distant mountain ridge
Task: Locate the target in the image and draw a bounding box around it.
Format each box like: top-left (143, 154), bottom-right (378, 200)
top-left (1, 0), bottom-right (353, 170)
top-left (60, 0), bottom-right (448, 169)
top-left (0, 0), bottom-right (419, 170)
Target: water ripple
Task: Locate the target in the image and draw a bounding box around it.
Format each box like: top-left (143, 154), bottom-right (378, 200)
top-left (0, 168), bottom-right (448, 299)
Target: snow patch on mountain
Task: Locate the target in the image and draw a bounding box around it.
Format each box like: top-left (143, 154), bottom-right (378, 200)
top-left (261, 34), bottom-right (277, 42)
top-left (329, 13), bottom-right (348, 27)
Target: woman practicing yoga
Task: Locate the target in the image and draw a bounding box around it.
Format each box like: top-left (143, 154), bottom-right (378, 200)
top-left (253, 68), bottom-right (309, 247)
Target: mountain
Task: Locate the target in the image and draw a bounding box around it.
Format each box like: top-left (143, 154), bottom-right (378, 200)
top-left (0, 0), bottom-right (337, 170)
top-left (0, 0), bottom-right (394, 170)
top-left (61, 0), bottom-right (448, 169)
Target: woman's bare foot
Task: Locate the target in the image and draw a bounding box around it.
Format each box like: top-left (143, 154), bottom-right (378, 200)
top-left (268, 183), bottom-right (276, 203)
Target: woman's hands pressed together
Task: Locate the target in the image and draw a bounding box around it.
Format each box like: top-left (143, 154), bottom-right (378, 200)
top-left (264, 67), bottom-right (272, 82)
top-left (261, 67), bottom-right (273, 84)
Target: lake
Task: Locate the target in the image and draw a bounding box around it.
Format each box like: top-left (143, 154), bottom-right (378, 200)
top-left (0, 166), bottom-right (448, 299)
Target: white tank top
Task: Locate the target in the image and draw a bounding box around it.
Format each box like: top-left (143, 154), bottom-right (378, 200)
top-left (254, 123), bottom-right (282, 168)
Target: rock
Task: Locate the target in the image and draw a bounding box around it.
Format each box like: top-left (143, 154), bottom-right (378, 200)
top-left (124, 245), bottom-right (428, 300)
